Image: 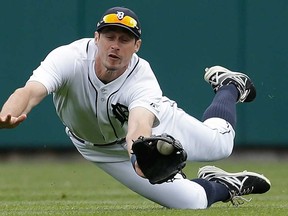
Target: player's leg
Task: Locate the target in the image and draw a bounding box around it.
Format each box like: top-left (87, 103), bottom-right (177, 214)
top-left (95, 161), bottom-right (270, 208)
top-left (68, 134), bottom-right (223, 209)
top-left (196, 165), bottom-right (271, 206)
top-left (202, 65), bottom-right (256, 129)
top-left (95, 160), bottom-right (209, 209)
top-left (202, 84), bottom-right (238, 129)
top-left (176, 116), bottom-right (235, 161)
top-left (154, 66), bottom-right (256, 161)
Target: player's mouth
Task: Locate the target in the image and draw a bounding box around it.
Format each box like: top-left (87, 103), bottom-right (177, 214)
top-left (108, 53), bottom-right (120, 60)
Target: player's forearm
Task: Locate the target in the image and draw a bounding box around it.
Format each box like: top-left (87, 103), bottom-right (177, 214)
top-left (126, 123), bottom-right (152, 156)
top-left (1, 82), bottom-right (48, 117)
top-left (126, 111), bottom-right (154, 156)
top-left (0, 88), bottom-right (33, 117)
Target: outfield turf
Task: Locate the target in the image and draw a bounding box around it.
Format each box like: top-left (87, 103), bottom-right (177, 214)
top-left (0, 151), bottom-right (287, 216)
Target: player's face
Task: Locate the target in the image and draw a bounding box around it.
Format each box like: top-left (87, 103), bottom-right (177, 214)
top-left (95, 27), bottom-right (141, 72)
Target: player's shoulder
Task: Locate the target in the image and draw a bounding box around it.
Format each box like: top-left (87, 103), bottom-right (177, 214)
top-left (50, 38), bottom-right (94, 59)
top-left (132, 54), bottom-right (152, 71)
top-left (68, 38), bottom-right (93, 50)
top-left (127, 54), bottom-right (158, 85)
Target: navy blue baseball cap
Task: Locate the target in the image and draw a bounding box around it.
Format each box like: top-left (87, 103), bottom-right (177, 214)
top-left (96, 7), bottom-right (141, 39)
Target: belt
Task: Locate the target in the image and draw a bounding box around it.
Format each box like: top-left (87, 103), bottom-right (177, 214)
top-left (69, 130), bottom-right (125, 146)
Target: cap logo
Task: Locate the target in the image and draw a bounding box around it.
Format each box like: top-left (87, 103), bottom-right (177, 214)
top-left (98, 8), bottom-right (141, 38)
top-left (116, 11), bottom-right (125, 20)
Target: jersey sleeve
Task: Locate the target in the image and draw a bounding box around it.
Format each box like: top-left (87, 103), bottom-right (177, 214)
top-left (27, 45), bottom-right (76, 94)
top-left (126, 59), bottom-right (162, 127)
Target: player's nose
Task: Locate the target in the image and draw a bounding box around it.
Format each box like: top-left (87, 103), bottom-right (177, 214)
top-left (110, 40), bottom-right (120, 50)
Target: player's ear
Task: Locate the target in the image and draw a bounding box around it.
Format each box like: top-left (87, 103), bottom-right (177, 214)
top-left (94, 31), bottom-right (100, 44)
top-left (134, 39), bottom-right (142, 53)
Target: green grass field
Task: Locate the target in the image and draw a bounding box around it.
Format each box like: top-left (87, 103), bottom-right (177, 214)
top-left (0, 151), bottom-right (287, 216)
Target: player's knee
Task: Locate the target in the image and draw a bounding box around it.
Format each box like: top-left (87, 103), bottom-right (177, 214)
top-left (223, 146), bottom-right (233, 158)
top-left (219, 141), bottom-right (233, 158)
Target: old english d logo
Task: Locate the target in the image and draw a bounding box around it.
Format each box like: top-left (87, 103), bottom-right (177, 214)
top-left (112, 103), bottom-right (129, 125)
top-left (117, 11), bottom-right (125, 20)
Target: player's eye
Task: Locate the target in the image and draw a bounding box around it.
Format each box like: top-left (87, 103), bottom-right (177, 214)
top-left (120, 35), bottom-right (133, 43)
top-left (121, 38), bottom-right (129, 43)
top-left (105, 35), bottom-right (115, 40)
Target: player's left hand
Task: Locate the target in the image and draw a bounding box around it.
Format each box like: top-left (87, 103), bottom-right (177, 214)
top-left (131, 133), bottom-right (187, 184)
top-left (134, 160), bottom-right (145, 177)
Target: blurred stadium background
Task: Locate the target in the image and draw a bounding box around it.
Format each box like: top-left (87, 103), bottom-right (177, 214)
top-left (0, 0), bottom-right (287, 152)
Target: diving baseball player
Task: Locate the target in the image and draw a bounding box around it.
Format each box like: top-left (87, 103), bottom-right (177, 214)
top-left (0, 6), bottom-right (270, 209)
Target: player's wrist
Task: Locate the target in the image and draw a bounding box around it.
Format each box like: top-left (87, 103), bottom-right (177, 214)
top-left (130, 154), bottom-right (137, 170)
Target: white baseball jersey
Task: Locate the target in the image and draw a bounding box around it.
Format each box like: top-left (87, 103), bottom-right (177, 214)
top-left (28, 38), bottom-right (234, 163)
top-left (28, 38), bottom-right (161, 144)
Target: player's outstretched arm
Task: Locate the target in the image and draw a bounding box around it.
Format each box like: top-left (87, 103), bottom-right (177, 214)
top-left (126, 107), bottom-right (155, 177)
top-left (0, 81), bottom-right (48, 129)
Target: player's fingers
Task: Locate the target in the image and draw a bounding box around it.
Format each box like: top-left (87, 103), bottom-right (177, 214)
top-left (0, 114), bottom-right (27, 129)
top-left (3, 114), bottom-right (12, 122)
top-left (135, 162), bottom-right (146, 178)
top-left (0, 115), bottom-right (12, 128)
top-left (10, 114), bottom-right (27, 127)
top-left (17, 114), bottom-right (27, 122)
top-left (130, 154), bottom-right (146, 178)
top-left (0, 114), bottom-right (11, 124)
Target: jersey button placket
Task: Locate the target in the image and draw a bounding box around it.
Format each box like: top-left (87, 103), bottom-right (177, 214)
top-left (100, 88), bottom-right (106, 102)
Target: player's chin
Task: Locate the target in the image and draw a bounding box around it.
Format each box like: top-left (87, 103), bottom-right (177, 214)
top-left (107, 57), bottom-right (121, 66)
top-left (103, 60), bottom-right (119, 70)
